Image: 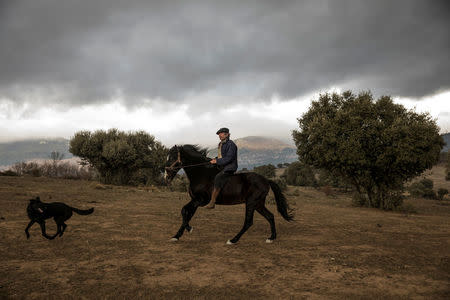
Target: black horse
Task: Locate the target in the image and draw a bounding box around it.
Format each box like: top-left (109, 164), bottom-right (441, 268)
top-left (164, 144), bottom-right (293, 244)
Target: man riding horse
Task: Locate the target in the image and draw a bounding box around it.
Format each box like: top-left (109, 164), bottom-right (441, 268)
top-left (206, 127), bottom-right (238, 209)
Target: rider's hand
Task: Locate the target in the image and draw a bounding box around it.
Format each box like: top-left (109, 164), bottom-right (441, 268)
top-left (210, 159), bottom-right (217, 164)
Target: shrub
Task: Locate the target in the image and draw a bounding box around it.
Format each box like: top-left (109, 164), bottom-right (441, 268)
top-left (322, 185), bottom-right (335, 197)
top-left (408, 181), bottom-right (426, 197)
top-left (420, 178), bottom-right (433, 190)
top-left (253, 164), bottom-right (276, 178)
top-left (169, 175), bottom-right (189, 192)
top-left (273, 177), bottom-right (287, 191)
top-left (0, 170), bottom-right (18, 176)
top-left (408, 179), bottom-right (437, 199)
top-left (9, 160), bottom-right (96, 180)
top-left (352, 192), bottom-right (368, 207)
top-left (284, 161), bottom-right (317, 187)
top-left (69, 129), bottom-right (167, 185)
top-left (437, 188), bottom-right (449, 200)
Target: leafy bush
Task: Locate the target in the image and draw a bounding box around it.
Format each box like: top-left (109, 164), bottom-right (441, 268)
top-left (420, 178), bottom-right (433, 190)
top-left (352, 192), bottom-right (368, 207)
top-left (169, 175), bottom-right (189, 192)
top-left (437, 188), bottom-right (449, 200)
top-left (284, 161), bottom-right (317, 187)
top-left (0, 170), bottom-right (18, 176)
top-left (447, 152), bottom-right (450, 181)
top-left (273, 177), bottom-right (287, 191)
top-left (9, 160), bottom-right (95, 180)
top-left (408, 179), bottom-right (436, 199)
top-left (253, 164), bottom-right (276, 178)
top-left (69, 129), bottom-right (167, 185)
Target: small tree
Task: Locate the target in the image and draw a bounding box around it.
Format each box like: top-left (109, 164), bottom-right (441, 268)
top-left (293, 90), bottom-right (444, 209)
top-left (283, 161), bottom-right (317, 186)
top-left (69, 129), bottom-right (167, 185)
top-left (438, 188), bottom-right (448, 200)
top-left (253, 164), bottom-right (276, 178)
top-left (446, 152), bottom-right (450, 181)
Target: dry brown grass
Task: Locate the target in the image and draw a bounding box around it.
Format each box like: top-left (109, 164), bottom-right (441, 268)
top-left (0, 175), bottom-right (449, 299)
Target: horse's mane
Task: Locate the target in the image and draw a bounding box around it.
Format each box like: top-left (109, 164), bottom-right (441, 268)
top-left (181, 144), bottom-right (210, 161)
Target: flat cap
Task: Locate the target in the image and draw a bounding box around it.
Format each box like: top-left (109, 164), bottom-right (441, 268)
top-left (216, 127), bottom-right (229, 134)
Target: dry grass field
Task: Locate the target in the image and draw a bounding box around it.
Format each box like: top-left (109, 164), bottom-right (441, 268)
top-left (0, 173), bottom-right (449, 299)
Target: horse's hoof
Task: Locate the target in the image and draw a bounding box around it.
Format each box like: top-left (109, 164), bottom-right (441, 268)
top-left (226, 240), bottom-right (235, 245)
top-left (266, 239), bottom-right (274, 244)
top-left (188, 227), bottom-right (193, 233)
top-left (170, 237), bottom-right (179, 242)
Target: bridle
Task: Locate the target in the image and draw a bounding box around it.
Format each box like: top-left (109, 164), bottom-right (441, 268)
top-left (165, 146), bottom-right (211, 172)
top-left (165, 147), bottom-right (182, 171)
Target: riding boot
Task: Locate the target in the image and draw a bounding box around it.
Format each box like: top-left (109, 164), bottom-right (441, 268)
top-left (205, 188), bottom-right (221, 209)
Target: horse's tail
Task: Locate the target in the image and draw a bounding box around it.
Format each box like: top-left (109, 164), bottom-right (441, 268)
top-left (268, 180), bottom-right (294, 221)
top-left (71, 207), bottom-right (94, 215)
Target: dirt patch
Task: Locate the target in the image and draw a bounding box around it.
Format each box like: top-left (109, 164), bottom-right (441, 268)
top-left (0, 176), bottom-right (449, 299)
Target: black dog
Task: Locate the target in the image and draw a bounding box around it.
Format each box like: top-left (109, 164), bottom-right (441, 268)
top-left (25, 196), bottom-right (94, 240)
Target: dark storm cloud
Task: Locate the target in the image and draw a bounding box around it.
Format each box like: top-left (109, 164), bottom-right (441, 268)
top-left (0, 0), bottom-right (449, 107)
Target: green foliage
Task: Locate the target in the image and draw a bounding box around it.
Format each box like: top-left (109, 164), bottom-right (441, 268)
top-left (168, 175), bottom-right (189, 192)
top-left (69, 129), bottom-right (167, 185)
top-left (437, 188), bottom-right (449, 200)
top-left (0, 169), bottom-right (18, 176)
top-left (273, 177), bottom-right (287, 191)
top-left (446, 152), bottom-right (450, 181)
top-left (10, 160), bottom-right (95, 180)
top-left (408, 179), bottom-right (437, 199)
top-left (283, 161), bottom-right (317, 186)
top-left (253, 164), bottom-right (276, 178)
top-left (408, 181), bottom-right (427, 197)
top-left (316, 169), bottom-right (351, 189)
top-left (420, 178), bottom-right (433, 190)
top-left (293, 90), bottom-right (444, 210)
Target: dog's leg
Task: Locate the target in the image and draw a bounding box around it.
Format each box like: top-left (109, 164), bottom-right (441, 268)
top-left (25, 220), bottom-right (35, 239)
top-left (56, 222), bottom-right (66, 237)
top-left (54, 217), bottom-right (66, 237)
top-left (60, 223), bottom-right (67, 236)
top-left (38, 221), bottom-right (57, 240)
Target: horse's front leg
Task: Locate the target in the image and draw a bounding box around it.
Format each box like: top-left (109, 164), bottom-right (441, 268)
top-left (171, 200), bottom-right (199, 241)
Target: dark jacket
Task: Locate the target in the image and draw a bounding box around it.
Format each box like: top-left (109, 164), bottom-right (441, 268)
top-left (216, 138), bottom-right (238, 172)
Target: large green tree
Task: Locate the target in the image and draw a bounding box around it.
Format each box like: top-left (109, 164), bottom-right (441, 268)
top-left (69, 129), bottom-right (167, 185)
top-left (293, 91), bottom-right (444, 209)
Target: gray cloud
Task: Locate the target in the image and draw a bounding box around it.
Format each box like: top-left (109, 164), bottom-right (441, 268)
top-left (1, 0), bottom-right (449, 108)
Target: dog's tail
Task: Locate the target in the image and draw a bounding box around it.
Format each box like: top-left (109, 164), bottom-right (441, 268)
top-left (71, 207), bottom-right (94, 215)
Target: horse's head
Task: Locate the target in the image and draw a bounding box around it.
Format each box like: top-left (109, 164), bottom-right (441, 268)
top-left (164, 145), bottom-right (182, 184)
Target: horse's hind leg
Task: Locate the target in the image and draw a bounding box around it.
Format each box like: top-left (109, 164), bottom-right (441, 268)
top-left (227, 203), bottom-right (256, 244)
top-left (256, 205), bottom-right (276, 243)
top-left (172, 200), bottom-right (198, 241)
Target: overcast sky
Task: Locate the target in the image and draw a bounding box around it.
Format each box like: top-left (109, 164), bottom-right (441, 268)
top-left (1, 0), bottom-right (449, 146)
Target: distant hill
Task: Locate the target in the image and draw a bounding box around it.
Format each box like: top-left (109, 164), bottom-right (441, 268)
top-left (1, 133), bottom-right (447, 171)
top-left (234, 136), bottom-right (293, 150)
top-left (210, 136), bottom-right (298, 170)
top-left (0, 138), bottom-right (72, 168)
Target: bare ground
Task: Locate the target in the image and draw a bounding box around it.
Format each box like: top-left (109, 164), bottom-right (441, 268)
top-left (0, 176), bottom-right (449, 299)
